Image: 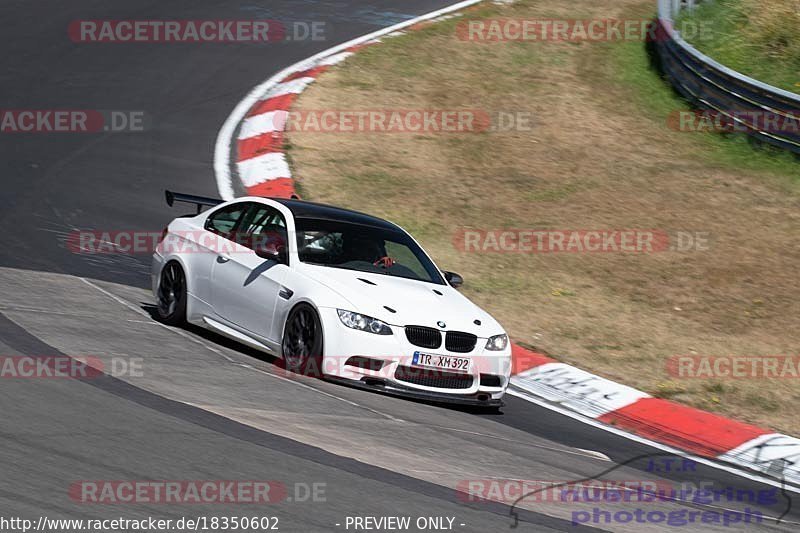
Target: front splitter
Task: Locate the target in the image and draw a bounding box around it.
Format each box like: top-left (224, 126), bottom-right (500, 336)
top-left (324, 376), bottom-right (505, 408)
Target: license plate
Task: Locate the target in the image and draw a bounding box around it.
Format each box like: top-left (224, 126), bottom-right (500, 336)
top-left (412, 351), bottom-right (472, 373)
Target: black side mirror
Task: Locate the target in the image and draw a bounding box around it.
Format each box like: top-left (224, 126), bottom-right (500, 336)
top-left (255, 246), bottom-right (288, 265)
top-left (444, 271), bottom-right (463, 289)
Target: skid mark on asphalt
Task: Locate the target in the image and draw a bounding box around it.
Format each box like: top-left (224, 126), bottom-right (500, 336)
top-left (235, 362), bottom-right (404, 421)
top-left (425, 424), bottom-right (612, 462)
top-left (78, 274), bottom-right (402, 421)
top-left (3, 267), bottom-right (792, 529)
top-left (0, 304), bottom-right (99, 319)
top-left (0, 266), bottom-right (624, 465)
top-left (80, 276), bottom-right (237, 363)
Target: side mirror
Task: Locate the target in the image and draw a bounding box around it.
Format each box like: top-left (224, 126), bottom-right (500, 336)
top-left (255, 246), bottom-right (288, 265)
top-left (444, 271), bottom-right (463, 289)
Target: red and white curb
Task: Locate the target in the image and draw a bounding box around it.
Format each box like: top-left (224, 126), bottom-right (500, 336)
top-left (213, 0), bottom-right (800, 489)
top-left (511, 344), bottom-right (800, 486)
top-left (214, 0), bottom-right (484, 201)
top-left (233, 51), bottom-right (362, 198)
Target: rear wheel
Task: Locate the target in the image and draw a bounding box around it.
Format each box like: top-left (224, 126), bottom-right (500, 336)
top-left (157, 261), bottom-right (187, 326)
top-left (282, 304), bottom-right (323, 376)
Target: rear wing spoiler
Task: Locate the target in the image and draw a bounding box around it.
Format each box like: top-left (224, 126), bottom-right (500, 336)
top-left (165, 190), bottom-right (223, 214)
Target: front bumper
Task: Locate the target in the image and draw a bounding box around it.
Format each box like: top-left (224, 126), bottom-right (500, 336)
top-left (318, 307), bottom-right (512, 402)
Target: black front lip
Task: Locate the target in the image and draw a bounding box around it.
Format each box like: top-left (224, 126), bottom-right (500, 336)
top-left (324, 375), bottom-right (505, 407)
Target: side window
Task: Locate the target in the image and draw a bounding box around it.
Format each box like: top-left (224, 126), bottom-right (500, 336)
top-left (239, 204), bottom-right (288, 253)
top-left (205, 204), bottom-right (246, 237)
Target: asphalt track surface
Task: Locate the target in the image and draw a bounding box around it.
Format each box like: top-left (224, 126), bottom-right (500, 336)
top-left (0, 1), bottom-right (798, 532)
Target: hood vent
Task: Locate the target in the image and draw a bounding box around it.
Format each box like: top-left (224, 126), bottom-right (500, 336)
top-left (383, 306), bottom-right (397, 313)
top-left (358, 278), bottom-right (377, 286)
top-left (433, 289), bottom-right (443, 296)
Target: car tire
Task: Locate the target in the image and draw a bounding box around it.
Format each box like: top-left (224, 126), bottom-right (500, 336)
top-left (156, 261), bottom-right (187, 326)
top-left (282, 303), bottom-right (323, 377)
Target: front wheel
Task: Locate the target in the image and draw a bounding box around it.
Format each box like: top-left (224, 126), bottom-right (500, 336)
top-left (281, 304), bottom-right (323, 376)
top-left (157, 261), bottom-right (187, 326)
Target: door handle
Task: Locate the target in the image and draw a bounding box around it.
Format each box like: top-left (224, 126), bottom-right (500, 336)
top-left (216, 255), bottom-right (231, 264)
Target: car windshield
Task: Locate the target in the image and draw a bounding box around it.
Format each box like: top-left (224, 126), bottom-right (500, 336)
top-left (294, 218), bottom-right (445, 285)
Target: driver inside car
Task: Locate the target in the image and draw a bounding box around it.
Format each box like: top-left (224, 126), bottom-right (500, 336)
top-left (340, 233), bottom-right (392, 267)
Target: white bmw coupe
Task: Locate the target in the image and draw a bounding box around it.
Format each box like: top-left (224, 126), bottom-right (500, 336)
top-left (153, 191), bottom-right (512, 407)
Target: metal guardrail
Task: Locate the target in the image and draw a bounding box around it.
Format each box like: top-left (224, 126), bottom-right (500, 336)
top-left (655, 0), bottom-right (800, 154)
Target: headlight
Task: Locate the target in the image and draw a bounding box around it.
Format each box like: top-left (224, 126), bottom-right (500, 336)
top-left (337, 309), bottom-right (393, 335)
top-left (485, 334), bottom-right (508, 351)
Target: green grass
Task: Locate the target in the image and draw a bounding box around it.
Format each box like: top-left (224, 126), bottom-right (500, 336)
top-left (676, 0), bottom-right (800, 94)
top-left (607, 23), bottom-right (800, 180)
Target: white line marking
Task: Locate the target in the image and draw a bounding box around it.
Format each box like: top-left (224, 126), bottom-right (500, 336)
top-left (79, 277), bottom-right (403, 421)
top-left (426, 424), bottom-right (612, 461)
top-left (213, 0), bottom-right (483, 200)
top-left (0, 304), bottom-right (98, 319)
top-left (507, 387), bottom-right (800, 495)
top-left (79, 277), bottom-right (236, 363)
top-left (236, 362), bottom-right (404, 422)
top-left (576, 448), bottom-right (614, 462)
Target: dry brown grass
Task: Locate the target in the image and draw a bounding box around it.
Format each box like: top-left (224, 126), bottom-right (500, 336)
top-left (287, 0), bottom-right (800, 434)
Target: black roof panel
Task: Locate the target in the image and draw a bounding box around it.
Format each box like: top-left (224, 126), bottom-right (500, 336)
top-left (272, 198), bottom-right (399, 230)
